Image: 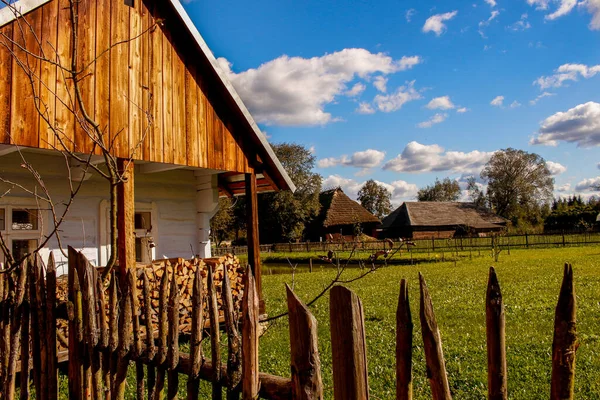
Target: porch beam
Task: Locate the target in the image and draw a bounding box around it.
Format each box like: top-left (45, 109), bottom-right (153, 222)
top-left (245, 170), bottom-right (264, 313)
top-left (117, 159), bottom-right (135, 282)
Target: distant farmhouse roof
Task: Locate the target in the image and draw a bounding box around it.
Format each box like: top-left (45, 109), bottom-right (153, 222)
top-left (382, 202), bottom-right (507, 230)
top-left (320, 188), bottom-right (380, 227)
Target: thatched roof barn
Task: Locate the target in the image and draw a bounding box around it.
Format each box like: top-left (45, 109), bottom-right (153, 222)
top-left (381, 202), bottom-right (507, 239)
top-left (308, 188), bottom-right (380, 241)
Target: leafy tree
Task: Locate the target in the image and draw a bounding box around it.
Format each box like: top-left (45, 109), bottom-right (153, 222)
top-left (357, 179), bottom-right (392, 219)
top-left (257, 143), bottom-right (322, 243)
top-left (210, 197), bottom-right (234, 246)
top-left (417, 178), bottom-right (461, 202)
top-left (466, 176), bottom-right (487, 208)
top-left (481, 148), bottom-right (554, 224)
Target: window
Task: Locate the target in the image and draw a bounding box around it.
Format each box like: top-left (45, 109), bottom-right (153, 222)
top-left (135, 211), bottom-right (154, 263)
top-left (0, 206), bottom-right (41, 264)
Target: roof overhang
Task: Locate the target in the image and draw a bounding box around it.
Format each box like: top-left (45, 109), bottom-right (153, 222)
top-left (1, 0), bottom-right (296, 194)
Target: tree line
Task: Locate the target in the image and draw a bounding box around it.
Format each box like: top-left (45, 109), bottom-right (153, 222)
top-left (211, 144), bottom-right (595, 245)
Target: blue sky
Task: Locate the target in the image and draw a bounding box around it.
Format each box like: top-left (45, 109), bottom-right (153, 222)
top-left (183, 0), bottom-right (600, 206)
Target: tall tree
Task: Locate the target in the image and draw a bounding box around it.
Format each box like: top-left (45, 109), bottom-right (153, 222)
top-left (210, 197), bottom-right (234, 246)
top-left (257, 143), bottom-right (322, 243)
top-left (417, 178), bottom-right (461, 202)
top-left (481, 148), bottom-right (554, 223)
top-left (357, 179), bottom-right (392, 219)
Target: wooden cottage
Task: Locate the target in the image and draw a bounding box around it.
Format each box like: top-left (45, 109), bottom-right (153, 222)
top-left (308, 188), bottom-right (380, 241)
top-left (0, 0), bottom-right (294, 309)
top-left (380, 202), bottom-right (507, 239)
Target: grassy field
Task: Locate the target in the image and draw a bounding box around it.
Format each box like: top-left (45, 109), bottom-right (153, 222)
top-left (258, 246), bottom-right (600, 399)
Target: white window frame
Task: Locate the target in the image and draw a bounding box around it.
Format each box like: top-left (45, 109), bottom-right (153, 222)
top-left (99, 200), bottom-right (158, 266)
top-left (0, 198), bottom-right (44, 264)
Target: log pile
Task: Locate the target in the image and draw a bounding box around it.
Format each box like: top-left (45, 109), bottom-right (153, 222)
top-left (54, 254), bottom-right (245, 351)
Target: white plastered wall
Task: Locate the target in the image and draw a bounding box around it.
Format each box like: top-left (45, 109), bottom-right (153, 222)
top-left (0, 151), bottom-right (219, 275)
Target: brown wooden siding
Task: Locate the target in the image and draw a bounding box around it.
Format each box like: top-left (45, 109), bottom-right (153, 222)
top-left (0, 0), bottom-right (252, 173)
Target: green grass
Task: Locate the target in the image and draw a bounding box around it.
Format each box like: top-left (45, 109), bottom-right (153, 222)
top-left (259, 246), bottom-right (600, 399)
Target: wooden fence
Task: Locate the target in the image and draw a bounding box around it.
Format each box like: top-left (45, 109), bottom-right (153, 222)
top-left (213, 231), bottom-right (600, 257)
top-left (0, 247), bottom-right (578, 399)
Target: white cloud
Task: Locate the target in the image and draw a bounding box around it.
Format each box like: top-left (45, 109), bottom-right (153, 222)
top-left (346, 83), bottom-right (366, 97)
top-left (529, 91), bottom-right (556, 105)
top-left (423, 11), bottom-right (458, 36)
top-left (373, 81), bottom-right (422, 112)
top-left (356, 102), bottom-right (375, 114)
top-left (557, 183), bottom-right (571, 192)
top-left (546, 161), bottom-right (567, 175)
top-left (479, 10), bottom-right (500, 37)
top-left (417, 113), bottom-right (448, 128)
top-left (531, 102), bottom-right (600, 147)
top-left (575, 176), bottom-right (600, 191)
top-left (317, 149), bottom-right (386, 170)
top-left (508, 13), bottom-right (531, 31)
top-left (534, 63), bottom-right (600, 89)
top-left (485, 0), bottom-right (497, 7)
top-left (373, 76), bottom-right (388, 93)
top-left (510, 100), bottom-right (522, 108)
top-left (545, 0), bottom-right (577, 20)
top-left (457, 107), bottom-right (470, 113)
top-left (406, 9), bottom-right (416, 22)
top-left (584, 0), bottom-right (600, 30)
top-left (322, 175), bottom-right (418, 205)
top-left (491, 95), bottom-right (504, 107)
top-left (216, 49), bottom-right (422, 126)
top-left (426, 95), bottom-right (455, 110)
top-left (527, 0), bottom-right (550, 10)
top-left (383, 141), bottom-right (495, 173)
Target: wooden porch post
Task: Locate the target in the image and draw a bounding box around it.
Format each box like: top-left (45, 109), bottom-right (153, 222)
top-left (245, 170), bottom-right (264, 313)
top-left (117, 159), bottom-right (135, 281)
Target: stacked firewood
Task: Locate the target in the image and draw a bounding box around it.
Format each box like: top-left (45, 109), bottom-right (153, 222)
top-left (135, 255), bottom-right (245, 334)
top-left (54, 254), bottom-right (245, 351)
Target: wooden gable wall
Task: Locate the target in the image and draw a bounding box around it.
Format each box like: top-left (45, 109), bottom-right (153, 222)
top-left (0, 0), bottom-right (253, 174)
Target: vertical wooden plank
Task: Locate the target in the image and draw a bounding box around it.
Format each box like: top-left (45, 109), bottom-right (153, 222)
top-left (142, 272), bottom-right (157, 400)
top-left (162, 27), bottom-right (173, 164)
top-left (486, 267), bottom-right (507, 400)
top-left (0, 267), bottom-right (11, 390)
top-left (55, 0), bottom-right (75, 151)
top-left (245, 171), bottom-right (264, 313)
top-left (11, 7), bottom-right (42, 147)
top-left (140, 0), bottom-right (151, 160)
top-left (129, 0), bottom-right (143, 158)
top-left (329, 285), bottom-right (369, 400)
top-left (114, 274), bottom-right (132, 400)
top-left (46, 254), bottom-right (58, 400)
top-left (197, 88), bottom-right (208, 168)
top-left (187, 267), bottom-right (204, 400)
top-left (129, 269), bottom-right (145, 400)
top-left (242, 266), bottom-right (259, 400)
top-left (286, 284), bottom-right (323, 400)
top-left (222, 268), bottom-right (241, 399)
top-left (107, 272), bottom-right (119, 400)
top-left (67, 247), bottom-right (83, 399)
top-left (205, 104), bottom-right (216, 169)
top-left (19, 274), bottom-right (30, 400)
top-left (214, 118), bottom-right (225, 170)
top-left (550, 263), bottom-right (577, 400)
top-left (75, 0), bottom-right (97, 153)
top-left (34, 256), bottom-right (49, 400)
top-left (167, 267), bottom-right (180, 400)
top-left (171, 46), bottom-right (186, 165)
top-left (0, 23), bottom-right (13, 144)
top-left (5, 261), bottom-right (27, 398)
top-left (185, 64), bottom-right (199, 167)
top-left (109, 0), bottom-right (130, 156)
top-left (419, 273), bottom-right (452, 400)
top-left (396, 279), bottom-right (413, 400)
top-left (117, 158), bottom-right (135, 281)
top-left (38, 0), bottom-right (58, 150)
top-left (148, 3), bottom-right (163, 163)
top-left (154, 270), bottom-right (169, 400)
top-left (94, 0), bottom-right (111, 154)
top-left (208, 264), bottom-right (222, 399)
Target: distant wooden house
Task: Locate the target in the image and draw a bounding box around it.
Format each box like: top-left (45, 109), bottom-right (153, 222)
top-left (380, 202), bottom-right (507, 239)
top-left (309, 188), bottom-right (380, 241)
